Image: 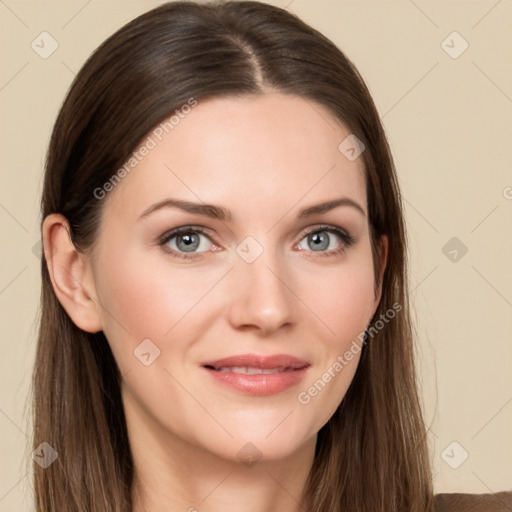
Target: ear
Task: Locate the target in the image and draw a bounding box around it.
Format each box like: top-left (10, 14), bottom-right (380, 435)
top-left (371, 234), bottom-right (389, 315)
top-left (41, 213), bottom-right (103, 333)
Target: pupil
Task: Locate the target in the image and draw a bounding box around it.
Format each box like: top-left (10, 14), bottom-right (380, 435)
top-left (178, 233), bottom-right (199, 252)
top-left (310, 232), bottom-right (328, 251)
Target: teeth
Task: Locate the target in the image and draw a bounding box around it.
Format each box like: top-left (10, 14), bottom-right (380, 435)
top-left (216, 366), bottom-right (287, 374)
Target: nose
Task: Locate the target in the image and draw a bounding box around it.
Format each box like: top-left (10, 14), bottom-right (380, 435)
top-left (226, 245), bottom-right (297, 337)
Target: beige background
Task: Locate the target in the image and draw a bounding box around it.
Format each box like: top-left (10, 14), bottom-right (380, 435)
top-left (1, 0), bottom-right (511, 509)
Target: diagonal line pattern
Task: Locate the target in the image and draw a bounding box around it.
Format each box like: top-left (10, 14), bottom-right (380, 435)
top-left (61, 0), bottom-right (92, 29)
top-left (471, 471), bottom-right (512, 511)
top-left (266, 410), bottom-right (293, 438)
top-left (0, 408), bottom-right (27, 438)
top-left (0, 62), bottom-right (29, 92)
top-left (266, 164), bottom-right (337, 234)
top-left (472, 396), bottom-right (512, 439)
top-left (472, 0), bottom-right (503, 29)
top-left (382, 62), bottom-right (439, 119)
top-left (0, 266), bottom-right (27, 295)
top-left (0, 203), bottom-right (29, 233)
top-left (201, 471), bottom-right (233, 501)
top-left (471, 265), bottom-right (512, 309)
top-left (0, 472), bottom-right (28, 503)
top-left (404, 197), bottom-right (439, 233)
top-left (410, 266), bottom-right (438, 293)
top-left (163, 267), bottom-right (234, 337)
top-left (472, 61), bottom-right (512, 104)
top-left (164, 163), bottom-right (237, 240)
top-left (265, 265), bottom-right (336, 334)
top-left (303, 97), bottom-right (337, 131)
top-left (469, 205), bottom-right (499, 233)
top-left (282, 0), bottom-right (299, 19)
top-left (408, 0), bottom-right (439, 28)
top-left (0, 0), bottom-right (29, 28)
top-left (163, 367), bottom-right (233, 438)
top-left (265, 470), bottom-right (307, 511)
top-left (61, 60), bottom-right (76, 76)
top-left (55, 260), bottom-right (132, 336)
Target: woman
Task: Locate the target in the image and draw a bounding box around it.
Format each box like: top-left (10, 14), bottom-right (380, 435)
top-left (30, 1), bottom-right (511, 511)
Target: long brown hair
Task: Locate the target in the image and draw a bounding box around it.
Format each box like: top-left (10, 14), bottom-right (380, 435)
top-left (30, 1), bottom-right (434, 510)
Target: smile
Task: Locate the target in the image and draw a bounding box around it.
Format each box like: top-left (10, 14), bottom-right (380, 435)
top-left (206, 365), bottom-right (294, 374)
top-left (201, 354), bottom-right (310, 396)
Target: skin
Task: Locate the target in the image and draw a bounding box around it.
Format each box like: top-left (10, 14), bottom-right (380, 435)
top-left (43, 93), bottom-right (388, 512)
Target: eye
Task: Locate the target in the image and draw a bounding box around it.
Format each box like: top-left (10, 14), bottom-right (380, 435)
top-left (296, 224), bottom-right (355, 257)
top-left (158, 224), bottom-right (356, 261)
top-left (158, 226), bottom-right (217, 260)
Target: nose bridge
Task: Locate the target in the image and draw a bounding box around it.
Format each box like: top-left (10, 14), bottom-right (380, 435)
top-left (228, 234), bottom-right (296, 334)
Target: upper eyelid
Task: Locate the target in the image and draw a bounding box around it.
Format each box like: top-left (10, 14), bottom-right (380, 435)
top-left (159, 223), bottom-right (351, 247)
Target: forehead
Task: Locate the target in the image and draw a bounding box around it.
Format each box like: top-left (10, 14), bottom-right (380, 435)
top-left (102, 93), bottom-right (367, 225)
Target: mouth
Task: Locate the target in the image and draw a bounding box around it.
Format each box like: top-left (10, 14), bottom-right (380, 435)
top-left (204, 365), bottom-right (299, 374)
top-left (201, 353), bottom-right (310, 396)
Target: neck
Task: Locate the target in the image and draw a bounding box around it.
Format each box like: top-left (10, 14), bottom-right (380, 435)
top-left (126, 397), bottom-right (316, 512)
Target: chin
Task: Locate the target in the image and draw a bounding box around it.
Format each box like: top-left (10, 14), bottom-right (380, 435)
top-left (199, 420), bottom-right (316, 466)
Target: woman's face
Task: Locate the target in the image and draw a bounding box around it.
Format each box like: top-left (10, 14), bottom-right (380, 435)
top-left (87, 93), bottom-right (386, 464)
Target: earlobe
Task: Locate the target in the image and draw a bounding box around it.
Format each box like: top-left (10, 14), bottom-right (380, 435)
top-left (42, 213), bottom-right (103, 333)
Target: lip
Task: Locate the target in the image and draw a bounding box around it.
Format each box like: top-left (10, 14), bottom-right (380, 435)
top-left (201, 353), bottom-right (310, 396)
top-left (202, 353), bottom-right (309, 370)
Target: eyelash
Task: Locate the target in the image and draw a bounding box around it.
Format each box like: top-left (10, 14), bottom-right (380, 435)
top-left (158, 224), bottom-right (356, 261)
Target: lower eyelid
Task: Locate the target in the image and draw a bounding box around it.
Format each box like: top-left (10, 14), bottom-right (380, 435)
top-left (297, 229), bottom-right (354, 254)
top-left (159, 225), bottom-right (354, 259)
top-left (160, 231), bottom-right (212, 256)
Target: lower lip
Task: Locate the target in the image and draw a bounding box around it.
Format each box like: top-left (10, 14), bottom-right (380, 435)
top-left (202, 366), bottom-right (310, 396)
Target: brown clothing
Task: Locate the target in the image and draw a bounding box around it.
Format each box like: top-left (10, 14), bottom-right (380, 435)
top-left (434, 491), bottom-right (512, 511)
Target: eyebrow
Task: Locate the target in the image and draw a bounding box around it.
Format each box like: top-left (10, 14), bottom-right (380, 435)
top-left (138, 196), bottom-right (366, 222)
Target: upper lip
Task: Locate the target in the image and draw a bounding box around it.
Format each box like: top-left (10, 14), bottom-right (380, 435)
top-left (202, 353), bottom-right (310, 370)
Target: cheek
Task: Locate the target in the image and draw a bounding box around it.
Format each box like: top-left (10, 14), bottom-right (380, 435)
top-left (296, 253), bottom-right (376, 342)
top-left (92, 242), bottom-right (175, 353)
top-left (294, 266), bottom-right (372, 435)
top-left (293, 250), bottom-right (374, 408)
top-left (92, 240), bottom-right (226, 365)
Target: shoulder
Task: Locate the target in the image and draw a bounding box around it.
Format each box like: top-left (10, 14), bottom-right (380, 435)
top-left (434, 491), bottom-right (512, 511)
